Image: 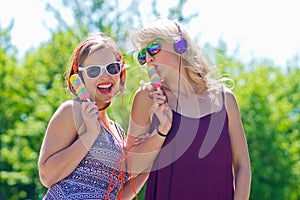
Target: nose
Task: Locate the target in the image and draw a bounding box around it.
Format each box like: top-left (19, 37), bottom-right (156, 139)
top-left (145, 52), bottom-right (154, 64)
top-left (100, 68), bottom-right (109, 78)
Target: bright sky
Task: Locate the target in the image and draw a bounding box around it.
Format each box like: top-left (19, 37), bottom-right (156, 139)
top-left (1, 0), bottom-right (299, 67)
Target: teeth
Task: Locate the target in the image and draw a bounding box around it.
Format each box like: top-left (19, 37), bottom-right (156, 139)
top-left (98, 84), bottom-right (112, 89)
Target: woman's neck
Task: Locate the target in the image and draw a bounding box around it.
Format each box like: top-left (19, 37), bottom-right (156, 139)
top-left (98, 110), bottom-right (109, 122)
top-left (96, 102), bottom-right (111, 111)
top-left (163, 71), bottom-right (198, 97)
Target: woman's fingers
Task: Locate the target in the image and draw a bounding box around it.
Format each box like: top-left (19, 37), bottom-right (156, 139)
top-left (151, 89), bottom-right (167, 105)
top-left (150, 101), bottom-right (173, 135)
top-left (81, 102), bottom-right (100, 133)
top-left (82, 102), bottom-right (98, 116)
top-left (161, 103), bottom-right (172, 117)
top-left (134, 133), bottom-right (150, 145)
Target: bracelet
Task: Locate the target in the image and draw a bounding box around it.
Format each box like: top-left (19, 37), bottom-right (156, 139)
top-left (156, 126), bottom-right (167, 137)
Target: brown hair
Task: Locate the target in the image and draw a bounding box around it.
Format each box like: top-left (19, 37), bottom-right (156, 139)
top-left (65, 32), bottom-right (124, 96)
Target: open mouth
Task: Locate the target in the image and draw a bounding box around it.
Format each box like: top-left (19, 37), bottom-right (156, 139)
top-left (97, 83), bottom-right (113, 95)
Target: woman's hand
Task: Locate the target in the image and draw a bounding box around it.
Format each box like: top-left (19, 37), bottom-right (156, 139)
top-left (150, 88), bottom-right (172, 135)
top-left (81, 101), bottom-right (101, 134)
top-left (134, 133), bottom-right (151, 146)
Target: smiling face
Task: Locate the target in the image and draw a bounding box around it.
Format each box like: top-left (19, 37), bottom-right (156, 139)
top-left (81, 47), bottom-right (121, 107)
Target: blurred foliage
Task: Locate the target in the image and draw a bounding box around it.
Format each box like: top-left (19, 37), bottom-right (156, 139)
top-left (0, 0), bottom-right (300, 199)
top-left (212, 40), bottom-right (300, 199)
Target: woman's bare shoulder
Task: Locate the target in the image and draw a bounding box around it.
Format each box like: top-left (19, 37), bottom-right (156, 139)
top-left (132, 85), bottom-right (153, 106)
top-left (130, 85), bottom-right (154, 126)
top-left (48, 100), bottom-right (79, 128)
top-left (223, 87), bottom-right (241, 115)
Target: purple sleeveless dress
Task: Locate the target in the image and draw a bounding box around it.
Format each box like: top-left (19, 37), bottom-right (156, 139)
top-left (145, 97), bottom-right (234, 199)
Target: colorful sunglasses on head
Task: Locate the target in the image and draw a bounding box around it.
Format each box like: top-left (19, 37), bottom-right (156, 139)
top-left (137, 38), bottom-right (162, 65)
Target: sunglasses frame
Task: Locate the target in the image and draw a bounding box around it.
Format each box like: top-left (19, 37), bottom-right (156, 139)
top-left (138, 38), bottom-right (163, 65)
top-left (78, 61), bottom-right (122, 79)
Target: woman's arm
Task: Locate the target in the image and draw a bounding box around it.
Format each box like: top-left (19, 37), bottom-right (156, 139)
top-left (120, 172), bottom-right (149, 200)
top-left (225, 89), bottom-right (251, 200)
top-left (38, 100), bottom-right (100, 188)
top-left (126, 87), bottom-right (172, 175)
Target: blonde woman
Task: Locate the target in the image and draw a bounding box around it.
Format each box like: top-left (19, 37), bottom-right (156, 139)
top-left (126, 18), bottom-right (251, 200)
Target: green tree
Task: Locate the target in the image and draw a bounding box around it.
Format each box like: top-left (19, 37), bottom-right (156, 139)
top-left (213, 40), bottom-right (300, 199)
top-left (0, 29), bottom-right (75, 199)
top-left (0, 22), bottom-right (23, 199)
top-left (2, 0), bottom-right (299, 199)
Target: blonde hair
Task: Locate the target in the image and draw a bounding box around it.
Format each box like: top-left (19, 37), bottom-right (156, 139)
top-left (129, 18), bottom-right (230, 93)
top-left (65, 32), bottom-right (124, 96)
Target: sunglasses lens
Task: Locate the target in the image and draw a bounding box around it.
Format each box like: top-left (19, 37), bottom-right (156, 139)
top-left (86, 66), bottom-right (101, 78)
top-left (138, 49), bottom-right (146, 65)
top-left (137, 39), bottom-right (161, 65)
top-left (107, 63), bottom-right (121, 75)
top-left (147, 40), bottom-right (161, 56)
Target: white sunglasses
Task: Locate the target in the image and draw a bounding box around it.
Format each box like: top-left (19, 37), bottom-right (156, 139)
top-left (78, 61), bottom-right (122, 79)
